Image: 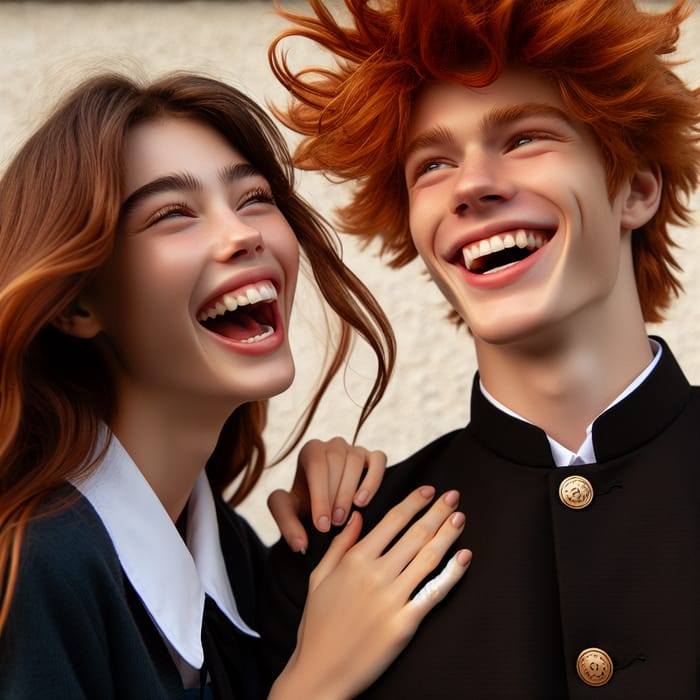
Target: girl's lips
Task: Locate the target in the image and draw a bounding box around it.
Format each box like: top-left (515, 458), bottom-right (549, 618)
top-left (197, 278), bottom-right (284, 347)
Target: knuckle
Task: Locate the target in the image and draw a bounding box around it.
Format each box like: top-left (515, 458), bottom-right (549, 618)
top-left (418, 545), bottom-right (443, 572)
top-left (409, 520), bottom-right (434, 545)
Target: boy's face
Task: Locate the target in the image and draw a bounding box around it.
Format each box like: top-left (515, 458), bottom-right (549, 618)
top-left (403, 67), bottom-right (649, 347)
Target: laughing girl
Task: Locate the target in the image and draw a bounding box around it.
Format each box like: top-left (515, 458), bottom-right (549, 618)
top-left (0, 72), bottom-right (470, 699)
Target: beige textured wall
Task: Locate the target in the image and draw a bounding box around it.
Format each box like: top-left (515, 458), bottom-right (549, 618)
top-left (1, 1), bottom-right (698, 543)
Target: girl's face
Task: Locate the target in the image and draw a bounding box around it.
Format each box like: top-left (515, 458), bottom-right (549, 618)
top-left (86, 117), bottom-right (299, 417)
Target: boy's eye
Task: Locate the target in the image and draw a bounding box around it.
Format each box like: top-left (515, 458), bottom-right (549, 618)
top-left (509, 131), bottom-right (553, 150)
top-left (410, 159), bottom-right (452, 183)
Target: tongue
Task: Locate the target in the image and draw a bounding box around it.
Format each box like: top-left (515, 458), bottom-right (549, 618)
top-left (206, 313), bottom-right (264, 341)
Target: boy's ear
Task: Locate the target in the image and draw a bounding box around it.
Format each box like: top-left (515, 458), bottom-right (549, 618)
top-left (620, 165), bottom-right (662, 231)
top-left (51, 299), bottom-right (102, 339)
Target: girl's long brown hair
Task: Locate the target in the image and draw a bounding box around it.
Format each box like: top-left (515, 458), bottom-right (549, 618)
top-left (270, 0), bottom-right (700, 323)
top-left (0, 72), bottom-right (395, 632)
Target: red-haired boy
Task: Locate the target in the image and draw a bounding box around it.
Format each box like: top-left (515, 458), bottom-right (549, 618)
top-left (261, 1), bottom-right (700, 696)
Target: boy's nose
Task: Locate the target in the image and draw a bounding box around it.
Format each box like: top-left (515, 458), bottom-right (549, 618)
top-left (450, 155), bottom-right (517, 214)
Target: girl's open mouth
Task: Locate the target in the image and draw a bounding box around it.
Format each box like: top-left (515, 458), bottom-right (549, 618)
top-left (197, 281), bottom-right (278, 344)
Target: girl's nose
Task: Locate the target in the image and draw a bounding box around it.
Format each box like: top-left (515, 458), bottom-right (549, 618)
top-left (214, 217), bottom-right (265, 261)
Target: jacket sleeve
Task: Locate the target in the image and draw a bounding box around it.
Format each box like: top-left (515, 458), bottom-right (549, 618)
top-left (256, 519), bottom-right (331, 693)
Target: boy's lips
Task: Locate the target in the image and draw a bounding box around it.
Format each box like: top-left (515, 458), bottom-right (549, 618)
top-left (458, 227), bottom-right (556, 275)
top-left (197, 279), bottom-right (280, 344)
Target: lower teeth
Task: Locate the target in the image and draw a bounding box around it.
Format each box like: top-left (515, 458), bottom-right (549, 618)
top-left (482, 261), bottom-right (520, 275)
top-left (241, 325), bottom-right (274, 343)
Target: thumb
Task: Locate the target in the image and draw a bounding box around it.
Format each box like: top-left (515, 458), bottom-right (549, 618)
top-left (308, 511), bottom-right (363, 593)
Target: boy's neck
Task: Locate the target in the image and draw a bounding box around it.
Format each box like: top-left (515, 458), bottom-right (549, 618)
top-left (475, 312), bottom-right (653, 453)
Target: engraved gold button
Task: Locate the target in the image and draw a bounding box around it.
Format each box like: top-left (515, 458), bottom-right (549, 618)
top-left (559, 475), bottom-right (593, 509)
top-left (576, 647), bottom-right (614, 687)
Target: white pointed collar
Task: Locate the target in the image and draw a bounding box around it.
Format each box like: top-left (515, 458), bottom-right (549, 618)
top-left (480, 339), bottom-right (662, 467)
top-left (71, 429), bottom-right (258, 671)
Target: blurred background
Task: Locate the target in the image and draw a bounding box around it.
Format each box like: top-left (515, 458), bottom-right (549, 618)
top-left (1, 0), bottom-right (698, 542)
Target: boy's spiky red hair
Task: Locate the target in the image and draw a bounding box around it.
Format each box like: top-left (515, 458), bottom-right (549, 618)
top-left (270, 0), bottom-right (700, 322)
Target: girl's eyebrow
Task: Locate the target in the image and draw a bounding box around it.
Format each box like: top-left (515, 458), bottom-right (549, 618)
top-left (120, 162), bottom-right (265, 217)
top-left (219, 162), bottom-right (263, 184)
top-left (120, 172), bottom-right (202, 217)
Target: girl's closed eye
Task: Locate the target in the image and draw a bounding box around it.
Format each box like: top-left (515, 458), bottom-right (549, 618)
top-left (239, 185), bottom-right (276, 211)
top-left (147, 202), bottom-right (194, 227)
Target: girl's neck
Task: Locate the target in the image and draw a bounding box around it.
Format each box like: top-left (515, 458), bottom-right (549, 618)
top-left (109, 394), bottom-right (235, 522)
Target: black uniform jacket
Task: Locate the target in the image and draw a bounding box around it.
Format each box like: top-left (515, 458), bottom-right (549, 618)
top-left (0, 487), bottom-right (269, 699)
top-left (260, 338), bottom-right (700, 699)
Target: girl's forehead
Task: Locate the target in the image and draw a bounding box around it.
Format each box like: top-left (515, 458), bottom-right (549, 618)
top-left (122, 117), bottom-right (245, 196)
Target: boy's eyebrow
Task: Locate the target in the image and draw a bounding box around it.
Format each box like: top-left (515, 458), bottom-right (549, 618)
top-left (403, 125), bottom-right (455, 163)
top-left (403, 103), bottom-right (576, 162)
top-left (481, 103), bottom-right (576, 132)
top-left (120, 162), bottom-right (264, 216)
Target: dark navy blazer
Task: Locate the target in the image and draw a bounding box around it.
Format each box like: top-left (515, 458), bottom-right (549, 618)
top-left (0, 487), bottom-right (269, 699)
top-left (260, 338), bottom-right (700, 699)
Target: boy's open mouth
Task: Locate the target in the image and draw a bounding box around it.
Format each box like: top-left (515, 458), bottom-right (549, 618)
top-left (197, 281), bottom-right (278, 343)
top-left (461, 228), bottom-right (554, 274)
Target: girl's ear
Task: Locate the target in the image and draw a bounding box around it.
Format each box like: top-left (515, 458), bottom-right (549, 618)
top-left (621, 165), bottom-right (662, 231)
top-left (51, 299), bottom-right (102, 339)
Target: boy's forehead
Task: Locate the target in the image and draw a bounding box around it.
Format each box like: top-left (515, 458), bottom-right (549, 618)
top-left (407, 67), bottom-right (570, 136)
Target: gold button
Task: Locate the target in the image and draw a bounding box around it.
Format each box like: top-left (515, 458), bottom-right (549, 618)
top-left (576, 647), bottom-right (614, 687)
top-left (559, 475), bottom-right (593, 509)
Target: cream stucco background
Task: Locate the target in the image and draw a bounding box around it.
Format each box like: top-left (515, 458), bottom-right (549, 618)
top-left (1, 0), bottom-right (698, 543)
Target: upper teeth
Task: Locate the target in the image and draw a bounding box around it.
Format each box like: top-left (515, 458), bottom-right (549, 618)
top-left (462, 229), bottom-right (546, 270)
top-left (198, 282), bottom-right (277, 321)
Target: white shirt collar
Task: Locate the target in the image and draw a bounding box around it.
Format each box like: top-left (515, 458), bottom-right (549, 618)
top-left (480, 339), bottom-right (662, 467)
top-left (71, 430), bottom-right (258, 674)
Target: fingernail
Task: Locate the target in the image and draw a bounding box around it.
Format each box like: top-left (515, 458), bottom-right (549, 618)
top-left (419, 485), bottom-right (436, 499)
top-left (317, 515), bottom-right (330, 531)
top-left (332, 507), bottom-right (345, 524)
top-left (456, 549), bottom-right (472, 566)
top-left (355, 489), bottom-right (369, 505)
top-left (291, 537), bottom-right (305, 553)
top-left (443, 490), bottom-right (460, 507)
top-left (451, 511), bottom-right (465, 528)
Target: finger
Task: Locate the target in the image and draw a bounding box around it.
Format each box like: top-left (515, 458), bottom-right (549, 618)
top-left (409, 549), bottom-right (472, 614)
top-left (267, 489), bottom-right (308, 554)
top-left (354, 485), bottom-right (436, 557)
top-left (296, 439), bottom-right (339, 533)
top-left (308, 511), bottom-right (363, 593)
top-left (352, 449), bottom-right (387, 508)
top-left (380, 490), bottom-right (460, 575)
top-left (395, 510), bottom-right (467, 600)
top-left (330, 447), bottom-right (370, 525)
